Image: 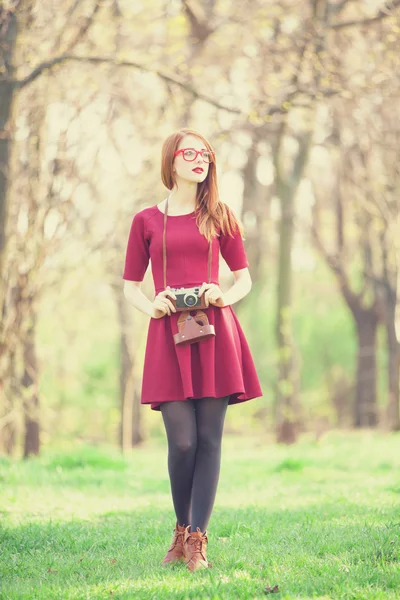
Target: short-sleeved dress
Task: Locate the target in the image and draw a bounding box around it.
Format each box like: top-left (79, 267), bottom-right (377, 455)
top-left (122, 203), bottom-right (263, 411)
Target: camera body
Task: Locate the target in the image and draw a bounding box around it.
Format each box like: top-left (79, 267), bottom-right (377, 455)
top-left (169, 285), bottom-right (207, 311)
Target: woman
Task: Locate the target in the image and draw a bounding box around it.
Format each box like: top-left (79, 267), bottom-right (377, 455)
top-left (122, 128), bottom-right (263, 572)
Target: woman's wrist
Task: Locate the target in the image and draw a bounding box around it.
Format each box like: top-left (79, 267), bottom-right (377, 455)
top-left (219, 295), bottom-right (229, 307)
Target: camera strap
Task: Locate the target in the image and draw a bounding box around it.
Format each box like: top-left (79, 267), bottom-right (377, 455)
top-left (162, 192), bottom-right (212, 290)
top-left (161, 192), bottom-right (216, 345)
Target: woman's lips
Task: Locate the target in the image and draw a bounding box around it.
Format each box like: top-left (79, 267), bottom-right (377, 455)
top-left (192, 168), bottom-right (204, 173)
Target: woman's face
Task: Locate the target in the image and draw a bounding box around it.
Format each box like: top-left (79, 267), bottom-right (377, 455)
top-left (173, 135), bottom-right (211, 184)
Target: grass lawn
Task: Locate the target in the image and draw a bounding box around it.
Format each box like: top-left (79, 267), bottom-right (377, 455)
top-left (1, 430), bottom-right (399, 599)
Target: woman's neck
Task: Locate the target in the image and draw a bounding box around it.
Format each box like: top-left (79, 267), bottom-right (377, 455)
top-left (167, 182), bottom-right (197, 211)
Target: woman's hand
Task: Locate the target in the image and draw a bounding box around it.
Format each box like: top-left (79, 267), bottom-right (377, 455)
top-left (198, 282), bottom-right (226, 308)
top-left (152, 287), bottom-right (177, 318)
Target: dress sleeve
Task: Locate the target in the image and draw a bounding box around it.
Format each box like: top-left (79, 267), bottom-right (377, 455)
top-left (122, 211), bottom-right (150, 281)
top-left (219, 224), bottom-right (249, 271)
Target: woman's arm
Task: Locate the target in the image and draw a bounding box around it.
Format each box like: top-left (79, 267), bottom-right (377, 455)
top-left (222, 268), bottom-right (252, 306)
top-left (224, 267), bottom-right (252, 306)
top-left (123, 280), bottom-right (155, 318)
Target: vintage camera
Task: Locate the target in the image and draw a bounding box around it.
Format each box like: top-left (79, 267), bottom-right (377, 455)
top-left (169, 286), bottom-right (207, 311)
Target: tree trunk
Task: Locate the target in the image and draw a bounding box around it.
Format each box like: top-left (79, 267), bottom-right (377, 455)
top-left (385, 293), bottom-right (400, 430)
top-left (22, 296), bottom-right (40, 457)
top-left (387, 334), bottom-right (400, 430)
top-left (353, 308), bottom-right (379, 427)
top-left (274, 129), bottom-right (313, 444)
top-left (311, 139), bottom-right (382, 430)
top-left (132, 388), bottom-right (142, 446)
top-left (0, 4), bottom-right (19, 429)
top-left (0, 3), bottom-right (17, 292)
top-left (241, 131), bottom-right (270, 283)
top-left (115, 286), bottom-right (143, 450)
top-left (0, 275), bottom-right (24, 454)
top-left (1, 347), bottom-right (17, 455)
top-left (275, 176), bottom-right (297, 444)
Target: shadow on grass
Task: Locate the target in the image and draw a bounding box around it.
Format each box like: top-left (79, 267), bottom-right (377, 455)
top-left (1, 503), bottom-right (399, 599)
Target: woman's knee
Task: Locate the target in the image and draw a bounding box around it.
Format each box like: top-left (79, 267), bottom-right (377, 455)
top-left (169, 436), bottom-right (197, 456)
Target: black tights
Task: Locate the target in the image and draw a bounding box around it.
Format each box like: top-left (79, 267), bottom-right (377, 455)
top-left (160, 396), bottom-right (230, 534)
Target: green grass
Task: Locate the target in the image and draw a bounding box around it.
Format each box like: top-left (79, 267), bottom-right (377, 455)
top-left (1, 431), bottom-right (399, 599)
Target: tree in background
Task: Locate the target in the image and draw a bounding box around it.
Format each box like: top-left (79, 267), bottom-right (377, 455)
top-left (0, 0), bottom-right (399, 456)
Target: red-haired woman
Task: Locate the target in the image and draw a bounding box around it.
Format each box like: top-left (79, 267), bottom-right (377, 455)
top-left (122, 128), bottom-right (263, 572)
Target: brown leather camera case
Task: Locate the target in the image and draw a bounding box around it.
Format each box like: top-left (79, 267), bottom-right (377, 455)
top-left (173, 310), bottom-right (215, 346)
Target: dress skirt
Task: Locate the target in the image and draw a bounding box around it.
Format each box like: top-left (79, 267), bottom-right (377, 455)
top-left (141, 303), bottom-right (262, 411)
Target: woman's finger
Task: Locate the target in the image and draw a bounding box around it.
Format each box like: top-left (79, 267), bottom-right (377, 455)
top-left (205, 289), bottom-right (216, 299)
top-left (156, 305), bottom-right (168, 316)
top-left (155, 298), bottom-right (169, 314)
top-left (165, 290), bottom-right (177, 300)
top-left (160, 289), bottom-right (176, 300)
top-left (162, 298), bottom-right (176, 312)
top-left (200, 283), bottom-right (214, 296)
top-left (159, 298), bottom-right (175, 314)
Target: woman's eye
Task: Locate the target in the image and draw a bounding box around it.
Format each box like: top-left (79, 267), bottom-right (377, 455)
top-left (185, 150), bottom-right (195, 157)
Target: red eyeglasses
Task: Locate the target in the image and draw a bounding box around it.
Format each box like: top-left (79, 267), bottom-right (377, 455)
top-left (174, 148), bottom-right (215, 163)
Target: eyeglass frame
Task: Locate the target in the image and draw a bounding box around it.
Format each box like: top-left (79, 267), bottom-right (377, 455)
top-left (173, 148), bottom-right (215, 163)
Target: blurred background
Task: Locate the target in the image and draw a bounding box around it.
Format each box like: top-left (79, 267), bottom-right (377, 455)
top-left (0, 0), bottom-right (399, 458)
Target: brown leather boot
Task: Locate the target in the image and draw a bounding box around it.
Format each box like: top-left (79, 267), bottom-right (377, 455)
top-left (161, 521), bottom-right (187, 565)
top-left (183, 525), bottom-right (209, 571)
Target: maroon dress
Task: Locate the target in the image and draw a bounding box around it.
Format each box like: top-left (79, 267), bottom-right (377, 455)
top-left (122, 204), bottom-right (263, 411)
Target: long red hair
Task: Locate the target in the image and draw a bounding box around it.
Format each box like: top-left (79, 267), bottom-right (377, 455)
top-left (161, 128), bottom-right (245, 243)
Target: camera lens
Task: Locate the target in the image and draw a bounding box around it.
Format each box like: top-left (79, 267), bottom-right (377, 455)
top-left (184, 293), bottom-right (197, 307)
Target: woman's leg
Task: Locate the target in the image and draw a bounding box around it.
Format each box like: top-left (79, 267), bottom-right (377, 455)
top-left (160, 399), bottom-right (197, 528)
top-left (189, 395), bottom-right (230, 533)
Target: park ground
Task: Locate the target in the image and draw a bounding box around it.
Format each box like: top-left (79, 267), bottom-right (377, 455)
top-left (1, 430), bottom-right (399, 599)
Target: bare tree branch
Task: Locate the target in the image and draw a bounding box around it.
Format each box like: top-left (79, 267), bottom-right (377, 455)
top-left (310, 179), bottom-right (362, 315)
top-left (330, 0), bottom-right (400, 29)
top-left (181, 0), bottom-right (215, 42)
top-left (10, 54), bottom-right (243, 114)
top-left (51, 0), bottom-right (103, 54)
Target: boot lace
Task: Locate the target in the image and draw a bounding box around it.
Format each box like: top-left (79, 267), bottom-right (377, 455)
top-left (188, 534), bottom-right (207, 558)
